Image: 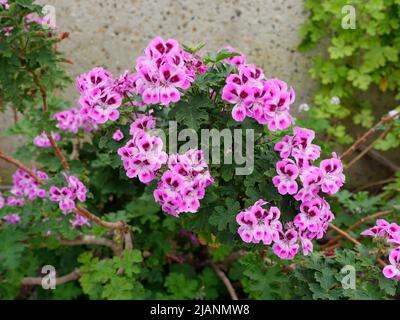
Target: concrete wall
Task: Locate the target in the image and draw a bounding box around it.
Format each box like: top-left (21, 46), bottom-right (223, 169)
top-left (0, 0), bottom-right (314, 182)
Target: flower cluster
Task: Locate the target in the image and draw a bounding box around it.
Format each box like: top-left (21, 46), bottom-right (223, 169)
top-left (236, 199), bottom-right (315, 260)
top-left (112, 129), bottom-right (124, 141)
top-left (362, 219), bottom-right (400, 279)
top-left (69, 213), bottom-right (90, 229)
top-left (49, 174), bottom-right (87, 214)
top-left (183, 50), bottom-right (208, 77)
top-left (0, 192), bottom-right (4, 209)
top-left (264, 127), bottom-right (345, 258)
top-left (24, 13), bottom-right (54, 27)
top-left (236, 200), bottom-right (282, 244)
top-left (154, 149), bottom-right (214, 217)
top-left (0, 0), bottom-right (9, 10)
top-left (76, 67), bottom-right (123, 125)
top-left (2, 26), bottom-right (12, 36)
top-left (273, 127), bottom-right (345, 198)
top-left (222, 46), bottom-right (247, 67)
top-left (10, 169), bottom-right (48, 202)
top-left (3, 214), bottom-right (21, 224)
top-left (236, 128), bottom-right (345, 259)
top-left (118, 115), bottom-right (167, 183)
top-left (33, 131), bottom-right (61, 148)
top-left (53, 108), bottom-right (96, 133)
top-left (222, 64), bottom-right (295, 130)
top-left (134, 37), bottom-right (196, 106)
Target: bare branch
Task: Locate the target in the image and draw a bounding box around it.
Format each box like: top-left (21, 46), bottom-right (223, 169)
top-left (329, 223), bottom-right (362, 247)
top-left (59, 235), bottom-right (122, 256)
top-left (324, 211), bottom-right (392, 248)
top-left (340, 111), bottom-right (399, 160)
top-left (211, 262), bottom-right (238, 300)
top-left (21, 268), bottom-right (81, 286)
top-left (0, 149), bottom-right (42, 183)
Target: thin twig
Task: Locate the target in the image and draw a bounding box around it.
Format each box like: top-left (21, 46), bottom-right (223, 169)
top-left (223, 250), bottom-right (247, 264)
top-left (361, 147), bottom-right (400, 172)
top-left (345, 125), bottom-right (393, 169)
top-left (0, 148), bottom-right (126, 231)
top-left (323, 211), bottom-right (392, 249)
top-left (356, 177), bottom-right (395, 191)
top-left (12, 105), bottom-right (18, 123)
top-left (210, 262), bottom-right (238, 300)
top-left (340, 111), bottom-right (400, 160)
top-left (32, 70), bottom-right (69, 170)
top-left (58, 235), bottom-right (122, 256)
top-left (329, 223), bottom-right (362, 246)
top-left (48, 133), bottom-right (70, 170)
top-left (31, 72), bottom-right (48, 112)
top-left (123, 229), bottom-right (133, 251)
top-left (0, 149), bottom-right (42, 183)
top-left (74, 206), bottom-right (125, 230)
top-left (21, 268), bottom-right (81, 286)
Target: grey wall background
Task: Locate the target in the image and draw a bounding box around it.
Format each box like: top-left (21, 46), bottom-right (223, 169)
top-left (1, 0), bottom-right (315, 182)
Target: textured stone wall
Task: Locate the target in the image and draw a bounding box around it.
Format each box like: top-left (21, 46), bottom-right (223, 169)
top-left (0, 0), bottom-right (315, 182)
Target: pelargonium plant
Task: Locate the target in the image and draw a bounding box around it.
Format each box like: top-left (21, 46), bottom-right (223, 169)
top-left (2, 33), bottom-right (344, 261)
top-left (0, 1), bottom-right (398, 301)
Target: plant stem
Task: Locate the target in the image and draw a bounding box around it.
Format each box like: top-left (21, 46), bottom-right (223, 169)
top-left (340, 111), bottom-right (399, 160)
top-left (21, 269), bottom-right (81, 286)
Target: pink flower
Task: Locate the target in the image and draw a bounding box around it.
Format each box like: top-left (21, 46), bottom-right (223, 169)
top-left (65, 174), bottom-right (87, 202)
top-left (263, 206), bottom-right (283, 245)
top-left (10, 169), bottom-right (48, 201)
top-left (33, 131), bottom-right (61, 148)
top-left (134, 37), bottom-right (195, 106)
top-left (222, 46), bottom-right (247, 67)
top-left (3, 214), bottom-right (20, 224)
top-left (272, 159), bottom-right (299, 195)
top-left (69, 214), bottom-right (91, 229)
top-left (183, 51), bottom-right (208, 76)
top-left (274, 135), bottom-right (293, 158)
top-left (262, 79), bottom-right (294, 131)
top-left (361, 219), bottom-right (400, 245)
top-left (129, 114), bottom-right (156, 134)
top-left (2, 26), bottom-right (13, 36)
top-left (272, 229), bottom-right (299, 260)
top-left (49, 175), bottom-right (87, 213)
top-left (112, 129), bottom-right (124, 141)
top-left (299, 231), bottom-right (314, 256)
top-left (54, 108), bottom-right (96, 133)
top-left (295, 166), bottom-right (322, 202)
top-left (222, 64), bottom-right (295, 129)
top-left (235, 200), bottom-right (283, 245)
top-left (294, 198), bottom-right (323, 233)
top-left (119, 116), bottom-right (167, 184)
top-left (113, 70), bottom-right (137, 95)
top-left (154, 149), bottom-right (213, 216)
top-left (76, 67), bottom-right (123, 125)
top-left (291, 127), bottom-right (321, 161)
top-left (0, 0), bottom-right (10, 10)
top-left (0, 192), bottom-right (4, 209)
top-left (6, 196), bottom-right (25, 207)
top-left (320, 153), bottom-right (345, 195)
top-left (49, 186), bottom-right (75, 213)
top-left (383, 247), bottom-right (400, 279)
